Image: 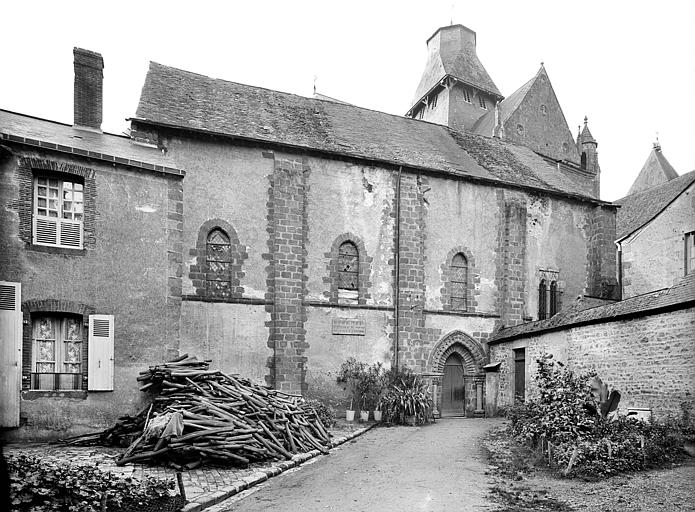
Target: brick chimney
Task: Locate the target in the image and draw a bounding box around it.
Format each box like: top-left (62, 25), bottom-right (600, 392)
top-left (73, 48), bottom-right (104, 131)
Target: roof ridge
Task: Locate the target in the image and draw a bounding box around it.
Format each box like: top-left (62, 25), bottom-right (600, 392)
top-left (146, 61), bottom-right (462, 131)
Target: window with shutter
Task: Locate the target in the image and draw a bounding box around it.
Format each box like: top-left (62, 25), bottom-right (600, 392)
top-left (33, 176), bottom-right (84, 249)
top-left (88, 314), bottom-right (114, 391)
top-left (31, 315), bottom-right (83, 390)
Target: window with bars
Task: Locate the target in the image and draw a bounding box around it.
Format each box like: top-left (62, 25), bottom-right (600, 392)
top-left (450, 253), bottom-right (468, 311)
top-left (206, 229), bottom-right (232, 299)
top-left (33, 176), bottom-right (84, 248)
top-left (338, 241), bottom-right (359, 293)
top-left (32, 315), bottom-right (83, 390)
top-left (686, 232), bottom-right (695, 275)
top-left (538, 279), bottom-right (547, 320)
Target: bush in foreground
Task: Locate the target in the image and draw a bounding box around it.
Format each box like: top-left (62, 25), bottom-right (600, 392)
top-left (508, 353), bottom-right (693, 477)
top-left (8, 454), bottom-right (178, 512)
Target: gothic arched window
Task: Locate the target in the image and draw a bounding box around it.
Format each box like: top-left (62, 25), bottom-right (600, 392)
top-left (581, 152), bottom-right (587, 170)
top-left (549, 281), bottom-right (558, 317)
top-left (338, 241), bottom-right (359, 292)
top-left (451, 253), bottom-right (468, 311)
top-left (206, 228), bottom-right (232, 298)
top-left (538, 279), bottom-right (547, 320)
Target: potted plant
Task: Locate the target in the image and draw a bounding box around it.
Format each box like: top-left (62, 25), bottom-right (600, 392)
top-left (368, 362), bottom-right (386, 422)
top-left (378, 366), bottom-right (433, 426)
top-left (337, 358), bottom-right (366, 422)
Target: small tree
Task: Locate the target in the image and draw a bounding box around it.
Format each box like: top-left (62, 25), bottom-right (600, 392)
top-left (336, 358), bottom-right (367, 411)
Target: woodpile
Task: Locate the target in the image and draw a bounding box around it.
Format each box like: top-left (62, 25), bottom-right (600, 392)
top-left (61, 355), bottom-right (332, 468)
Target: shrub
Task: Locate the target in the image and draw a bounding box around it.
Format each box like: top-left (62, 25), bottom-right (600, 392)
top-left (305, 398), bottom-right (337, 428)
top-left (336, 358), bottom-right (368, 410)
top-left (8, 454), bottom-right (177, 512)
top-left (508, 353), bottom-right (694, 477)
top-left (379, 366), bottom-right (433, 426)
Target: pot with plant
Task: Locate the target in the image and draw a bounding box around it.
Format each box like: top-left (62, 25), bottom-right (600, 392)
top-left (368, 362), bottom-right (386, 422)
top-left (337, 358), bottom-right (366, 422)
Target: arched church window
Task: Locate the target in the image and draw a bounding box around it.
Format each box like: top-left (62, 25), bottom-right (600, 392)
top-left (451, 253), bottom-right (468, 311)
top-left (206, 228), bottom-right (232, 298)
top-left (538, 279), bottom-right (547, 320)
top-left (581, 152), bottom-right (587, 170)
top-left (338, 241), bottom-right (359, 292)
top-left (549, 281), bottom-right (558, 317)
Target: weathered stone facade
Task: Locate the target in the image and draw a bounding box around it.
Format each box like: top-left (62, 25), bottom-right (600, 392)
top-left (490, 304), bottom-right (695, 423)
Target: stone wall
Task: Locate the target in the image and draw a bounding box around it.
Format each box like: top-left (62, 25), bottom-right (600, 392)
top-left (490, 305), bottom-right (695, 422)
top-left (0, 146), bottom-right (178, 440)
top-left (621, 183), bottom-right (695, 298)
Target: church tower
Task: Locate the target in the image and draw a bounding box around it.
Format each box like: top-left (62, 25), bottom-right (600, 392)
top-left (406, 24), bottom-right (503, 132)
top-left (576, 117), bottom-right (601, 196)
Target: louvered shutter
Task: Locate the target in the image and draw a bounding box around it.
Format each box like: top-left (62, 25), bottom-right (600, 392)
top-left (88, 315), bottom-right (114, 391)
top-left (0, 282), bottom-right (22, 427)
top-left (33, 217), bottom-right (58, 245)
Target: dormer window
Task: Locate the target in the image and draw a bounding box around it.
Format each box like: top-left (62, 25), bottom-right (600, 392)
top-left (478, 95), bottom-right (487, 109)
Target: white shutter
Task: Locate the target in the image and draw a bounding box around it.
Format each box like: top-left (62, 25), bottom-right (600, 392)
top-left (34, 217), bottom-right (58, 245)
top-left (88, 315), bottom-right (114, 391)
top-left (59, 219), bottom-right (82, 248)
top-left (0, 282), bottom-right (22, 427)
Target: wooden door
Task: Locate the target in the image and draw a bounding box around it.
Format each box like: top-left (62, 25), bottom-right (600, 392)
top-left (442, 354), bottom-right (465, 415)
top-left (0, 282), bottom-right (22, 427)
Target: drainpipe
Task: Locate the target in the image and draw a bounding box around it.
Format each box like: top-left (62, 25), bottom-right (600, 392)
top-left (394, 166), bottom-right (402, 370)
top-left (615, 240), bottom-right (623, 300)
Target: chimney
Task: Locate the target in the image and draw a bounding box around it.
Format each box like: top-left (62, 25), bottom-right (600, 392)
top-left (73, 48), bottom-right (104, 131)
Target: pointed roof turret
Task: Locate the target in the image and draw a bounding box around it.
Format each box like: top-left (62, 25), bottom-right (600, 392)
top-left (627, 140), bottom-right (679, 195)
top-left (579, 116), bottom-right (596, 145)
top-left (409, 24), bottom-right (502, 112)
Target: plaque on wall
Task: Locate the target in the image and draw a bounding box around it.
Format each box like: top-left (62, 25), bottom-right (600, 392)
top-left (332, 316), bottom-right (366, 336)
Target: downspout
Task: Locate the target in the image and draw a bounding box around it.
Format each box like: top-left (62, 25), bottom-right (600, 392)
top-left (394, 166), bottom-right (402, 370)
top-left (615, 240), bottom-right (623, 300)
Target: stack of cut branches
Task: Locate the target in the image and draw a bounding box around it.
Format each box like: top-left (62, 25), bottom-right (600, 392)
top-left (60, 354), bottom-right (332, 468)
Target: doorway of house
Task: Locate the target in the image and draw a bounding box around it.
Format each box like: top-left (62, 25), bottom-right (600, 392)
top-left (441, 353), bottom-right (465, 416)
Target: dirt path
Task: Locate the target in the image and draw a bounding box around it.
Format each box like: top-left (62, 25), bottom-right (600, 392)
top-left (218, 418), bottom-right (503, 512)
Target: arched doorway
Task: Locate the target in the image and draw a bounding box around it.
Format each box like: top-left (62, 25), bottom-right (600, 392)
top-left (427, 330), bottom-right (487, 417)
top-left (441, 353), bottom-right (465, 416)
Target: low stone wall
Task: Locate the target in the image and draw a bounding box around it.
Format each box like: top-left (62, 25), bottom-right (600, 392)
top-left (490, 305), bottom-right (695, 423)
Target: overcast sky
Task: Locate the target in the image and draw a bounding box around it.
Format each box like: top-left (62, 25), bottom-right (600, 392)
top-left (2, 0), bottom-right (693, 201)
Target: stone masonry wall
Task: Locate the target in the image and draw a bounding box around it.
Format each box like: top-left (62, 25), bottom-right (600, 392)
top-left (621, 183), bottom-right (695, 298)
top-left (491, 306), bottom-right (695, 422)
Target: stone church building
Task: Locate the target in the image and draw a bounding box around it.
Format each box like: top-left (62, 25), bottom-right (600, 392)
top-left (0, 25), bottom-right (619, 438)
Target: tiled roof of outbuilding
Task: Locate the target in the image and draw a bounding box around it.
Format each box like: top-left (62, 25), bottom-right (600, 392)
top-left (135, 62), bottom-right (605, 202)
top-left (0, 109), bottom-right (182, 175)
top-left (615, 170), bottom-right (695, 240)
top-left (490, 272), bottom-right (695, 343)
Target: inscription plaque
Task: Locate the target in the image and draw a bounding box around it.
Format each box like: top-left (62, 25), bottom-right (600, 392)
top-left (331, 317), bottom-right (366, 336)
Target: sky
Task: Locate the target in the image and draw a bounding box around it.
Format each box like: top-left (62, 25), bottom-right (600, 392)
top-left (1, 0), bottom-right (693, 201)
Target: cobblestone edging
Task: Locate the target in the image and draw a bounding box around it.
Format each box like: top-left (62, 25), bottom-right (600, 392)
top-left (180, 423), bottom-right (377, 512)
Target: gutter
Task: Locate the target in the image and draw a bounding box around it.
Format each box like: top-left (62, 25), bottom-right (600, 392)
top-left (129, 118), bottom-right (614, 207)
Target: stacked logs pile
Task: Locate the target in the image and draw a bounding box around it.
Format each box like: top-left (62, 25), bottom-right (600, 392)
top-left (61, 355), bottom-right (332, 468)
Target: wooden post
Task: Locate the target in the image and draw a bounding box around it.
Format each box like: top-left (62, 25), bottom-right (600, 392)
top-left (564, 446), bottom-right (579, 476)
top-left (176, 471), bottom-right (187, 503)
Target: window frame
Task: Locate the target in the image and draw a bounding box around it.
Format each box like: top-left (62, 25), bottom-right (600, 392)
top-left (549, 280), bottom-right (558, 317)
top-left (538, 279), bottom-right (547, 320)
top-left (31, 314), bottom-right (84, 391)
top-left (337, 241), bottom-right (359, 294)
top-left (686, 231), bottom-right (695, 275)
top-left (32, 174), bottom-right (85, 249)
top-left (462, 88), bottom-right (472, 103)
top-left (478, 94), bottom-right (487, 109)
top-left (205, 228), bottom-right (233, 299)
top-left (450, 253), bottom-right (468, 311)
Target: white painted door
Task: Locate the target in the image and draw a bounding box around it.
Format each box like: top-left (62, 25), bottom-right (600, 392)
top-left (88, 315), bottom-right (114, 391)
top-left (0, 282), bottom-right (22, 427)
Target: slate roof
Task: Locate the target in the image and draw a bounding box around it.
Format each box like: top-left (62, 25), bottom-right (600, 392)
top-left (0, 109), bottom-right (182, 175)
top-left (411, 25), bottom-right (502, 109)
top-left (614, 170), bottom-right (695, 240)
top-left (627, 145), bottom-right (679, 195)
top-left (134, 62), bottom-right (606, 202)
top-left (490, 272), bottom-right (695, 343)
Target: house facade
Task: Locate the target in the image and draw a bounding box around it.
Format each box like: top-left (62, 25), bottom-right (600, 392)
top-left (1, 26), bottom-right (618, 439)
